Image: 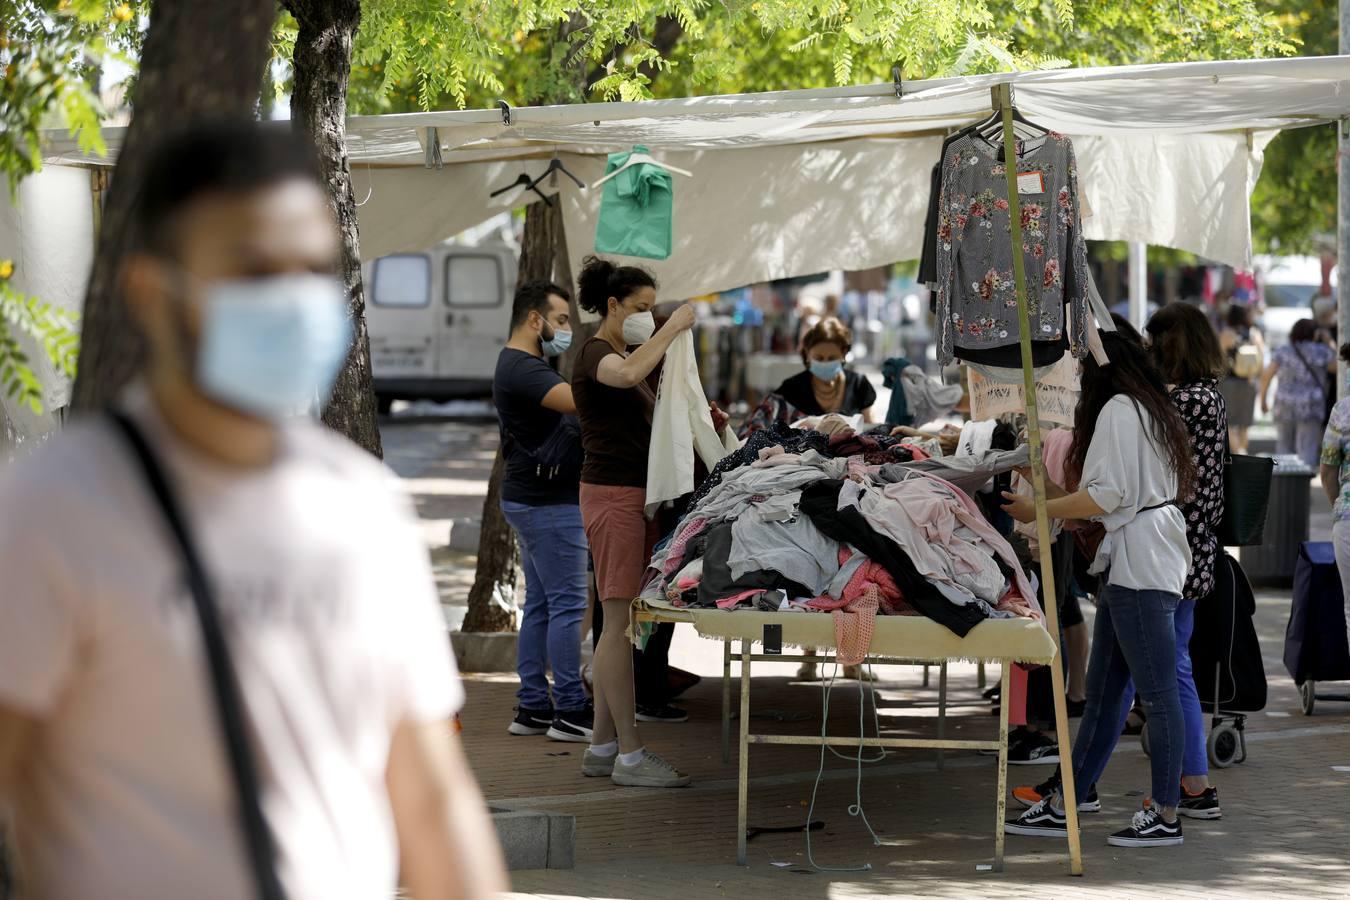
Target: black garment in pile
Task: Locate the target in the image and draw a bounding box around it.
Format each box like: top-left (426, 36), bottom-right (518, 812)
top-left (688, 423), bottom-right (831, 509)
top-left (798, 480), bottom-right (987, 637)
top-left (695, 523), bottom-right (814, 608)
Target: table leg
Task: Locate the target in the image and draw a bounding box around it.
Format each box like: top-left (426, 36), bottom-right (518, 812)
top-left (977, 662), bottom-right (987, 690)
top-left (736, 640), bottom-right (752, 866)
top-left (722, 640), bottom-right (732, 764)
top-left (936, 660), bottom-right (948, 771)
top-left (994, 662), bottom-right (1011, 872)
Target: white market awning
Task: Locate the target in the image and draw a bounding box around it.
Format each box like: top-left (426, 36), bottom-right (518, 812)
top-left (36, 55), bottom-right (1350, 298)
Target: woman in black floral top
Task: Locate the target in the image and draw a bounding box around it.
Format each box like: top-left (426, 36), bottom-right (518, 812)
top-left (1144, 304), bottom-right (1228, 819)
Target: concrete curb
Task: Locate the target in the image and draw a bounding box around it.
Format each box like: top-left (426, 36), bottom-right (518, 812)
top-left (450, 630), bottom-right (518, 673)
top-left (490, 807), bottom-right (575, 870)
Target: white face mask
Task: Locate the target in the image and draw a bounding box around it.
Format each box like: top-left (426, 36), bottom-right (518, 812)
top-left (622, 310), bottom-right (656, 346)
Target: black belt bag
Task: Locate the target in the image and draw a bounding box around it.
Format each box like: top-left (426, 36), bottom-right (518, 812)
top-left (109, 412), bottom-right (287, 900)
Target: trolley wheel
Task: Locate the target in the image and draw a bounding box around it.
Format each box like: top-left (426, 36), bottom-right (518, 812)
top-left (1208, 722), bottom-right (1241, 769)
top-left (1139, 720), bottom-right (1150, 758)
top-left (1300, 680), bottom-right (1317, 716)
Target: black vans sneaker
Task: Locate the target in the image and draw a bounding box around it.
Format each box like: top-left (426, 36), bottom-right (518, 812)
top-left (636, 704), bottom-right (688, 723)
top-left (1004, 797), bottom-right (1068, 837)
top-left (1008, 731), bottom-right (1060, 766)
top-left (547, 707), bottom-right (594, 743)
top-left (1178, 785), bottom-right (1222, 820)
top-left (1107, 807), bottom-right (1183, 848)
top-left (508, 707), bottom-right (553, 736)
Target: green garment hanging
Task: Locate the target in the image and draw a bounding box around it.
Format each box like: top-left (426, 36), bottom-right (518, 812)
top-left (594, 145), bottom-right (674, 260)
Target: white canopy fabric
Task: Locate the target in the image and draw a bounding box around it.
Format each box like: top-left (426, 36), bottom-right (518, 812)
top-left (31, 56), bottom-right (1350, 298)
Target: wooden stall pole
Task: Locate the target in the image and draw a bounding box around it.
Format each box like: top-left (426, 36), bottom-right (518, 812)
top-left (994, 82), bottom-right (1084, 877)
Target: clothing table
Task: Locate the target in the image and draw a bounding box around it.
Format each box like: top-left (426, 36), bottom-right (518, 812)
top-left (633, 598), bottom-right (1058, 870)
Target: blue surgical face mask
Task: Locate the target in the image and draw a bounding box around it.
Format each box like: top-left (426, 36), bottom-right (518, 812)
top-left (540, 324), bottom-right (572, 358)
top-left (809, 360), bottom-right (844, 382)
top-left (194, 273), bottom-right (352, 420)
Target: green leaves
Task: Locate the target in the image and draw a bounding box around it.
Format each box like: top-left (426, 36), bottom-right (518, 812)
top-left (0, 275), bottom-right (80, 415)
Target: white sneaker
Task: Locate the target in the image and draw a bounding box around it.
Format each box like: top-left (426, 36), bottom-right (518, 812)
top-left (612, 751), bottom-right (691, 788)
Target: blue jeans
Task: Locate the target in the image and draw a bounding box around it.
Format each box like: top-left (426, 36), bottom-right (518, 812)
top-left (1117, 598), bottom-right (1208, 777)
top-left (501, 501), bottom-right (589, 712)
top-left (1071, 585), bottom-right (1184, 809)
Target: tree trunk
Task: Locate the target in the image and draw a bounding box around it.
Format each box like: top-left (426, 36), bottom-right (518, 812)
top-left (285, 0), bottom-right (382, 458)
top-left (70, 0), bottom-right (276, 411)
top-left (462, 199), bottom-right (566, 633)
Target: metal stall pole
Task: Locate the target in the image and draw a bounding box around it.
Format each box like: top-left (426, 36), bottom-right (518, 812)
top-left (722, 640), bottom-right (733, 763)
top-left (994, 82), bottom-right (1084, 876)
top-left (936, 660), bottom-right (949, 770)
top-left (993, 660), bottom-right (1012, 870)
top-left (1340, 0), bottom-right (1350, 400)
top-left (736, 641), bottom-right (752, 866)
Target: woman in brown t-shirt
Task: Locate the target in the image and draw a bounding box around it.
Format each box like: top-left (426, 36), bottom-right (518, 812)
top-left (571, 255), bottom-right (694, 788)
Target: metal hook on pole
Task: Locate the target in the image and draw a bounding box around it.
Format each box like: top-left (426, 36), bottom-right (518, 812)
top-left (497, 100), bottom-right (512, 127)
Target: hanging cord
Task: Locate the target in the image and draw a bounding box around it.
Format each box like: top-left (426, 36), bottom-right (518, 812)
top-left (348, 134), bottom-right (374, 207)
top-left (805, 656), bottom-right (883, 873)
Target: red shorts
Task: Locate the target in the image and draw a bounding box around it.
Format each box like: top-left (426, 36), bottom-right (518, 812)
top-left (580, 483), bottom-right (660, 602)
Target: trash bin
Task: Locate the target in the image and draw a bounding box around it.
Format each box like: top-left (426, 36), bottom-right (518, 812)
top-left (1240, 455), bottom-right (1314, 587)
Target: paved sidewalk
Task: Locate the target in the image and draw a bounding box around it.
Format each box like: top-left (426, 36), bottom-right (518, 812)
top-left (459, 588), bottom-right (1350, 900)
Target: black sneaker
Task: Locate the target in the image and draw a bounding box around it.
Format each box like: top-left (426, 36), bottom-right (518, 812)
top-left (547, 707), bottom-right (594, 743)
top-left (1004, 797), bottom-right (1068, 837)
top-left (1178, 785), bottom-right (1222, 820)
top-left (980, 725), bottom-right (1032, 756)
top-left (1107, 807), bottom-right (1183, 847)
top-left (508, 707), bottom-right (553, 736)
top-left (1008, 730), bottom-right (1059, 766)
top-left (636, 704), bottom-right (688, 723)
top-left (1066, 698), bottom-right (1086, 718)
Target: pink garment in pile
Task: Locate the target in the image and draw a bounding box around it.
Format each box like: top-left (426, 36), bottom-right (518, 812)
top-left (877, 473), bottom-right (1043, 621)
top-left (661, 516), bottom-right (711, 576)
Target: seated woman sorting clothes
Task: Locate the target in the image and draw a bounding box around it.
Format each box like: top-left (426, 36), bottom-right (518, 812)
top-left (774, 316), bottom-right (877, 424)
top-left (773, 317), bottom-right (877, 681)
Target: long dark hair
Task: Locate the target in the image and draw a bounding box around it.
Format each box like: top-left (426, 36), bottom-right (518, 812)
top-left (1067, 331), bottom-right (1198, 503)
top-left (1146, 302), bottom-right (1225, 385)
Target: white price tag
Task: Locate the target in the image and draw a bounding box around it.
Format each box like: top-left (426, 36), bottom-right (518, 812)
top-left (1017, 171), bottom-right (1045, 194)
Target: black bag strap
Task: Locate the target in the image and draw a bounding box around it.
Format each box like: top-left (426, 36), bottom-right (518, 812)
top-left (108, 412), bottom-right (287, 900)
top-left (1290, 342), bottom-right (1329, 399)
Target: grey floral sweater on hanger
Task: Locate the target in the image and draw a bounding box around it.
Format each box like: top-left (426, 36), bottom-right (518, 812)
top-left (935, 130), bottom-right (1088, 366)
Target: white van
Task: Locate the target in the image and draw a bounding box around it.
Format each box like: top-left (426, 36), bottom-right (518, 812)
top-left (363, 242), bottom-right (517, 412)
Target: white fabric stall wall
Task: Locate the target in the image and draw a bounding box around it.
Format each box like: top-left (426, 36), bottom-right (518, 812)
top-left (353, 161), bottom-right (543, 261)
top-left (558, 139), bottom-right (942, 306)
top-left (554, 131), bottom-right (1263, 308)
top-left (0, 164), bottom-right (94, 456)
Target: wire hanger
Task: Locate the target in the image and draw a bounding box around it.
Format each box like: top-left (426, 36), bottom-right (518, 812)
top-left (969, 84), bottom-right (1048, 158)
top-left (590, 148), bottom-right (693, 190)
top-left (488, 171), bottom-right (555, 206)
top-left (528, 151), bottom-right (585, 191)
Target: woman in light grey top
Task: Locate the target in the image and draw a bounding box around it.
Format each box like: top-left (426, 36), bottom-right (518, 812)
top-left (1003, 330), bottom-right (1197, 848)
top-left (935, 130), bottom-right (1089, 368)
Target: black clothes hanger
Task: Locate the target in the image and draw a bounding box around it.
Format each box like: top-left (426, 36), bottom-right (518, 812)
top-left (528, 154), bottom-right (585, 191)
top-left (489, 171), bottom-right (555, 206)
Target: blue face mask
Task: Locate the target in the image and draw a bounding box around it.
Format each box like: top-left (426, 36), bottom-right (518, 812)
top-left (540, 325), bottom-right (572, 358)
top-left (809, 360), bottom-right (844, 382)
top-left (195, 273), bottom-right (352, 420)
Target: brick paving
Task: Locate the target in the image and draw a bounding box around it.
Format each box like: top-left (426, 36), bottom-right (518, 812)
top-left (391, 417), bottom-right (1350, 897)
top-left (459, 593), bottom-right (1350, 899)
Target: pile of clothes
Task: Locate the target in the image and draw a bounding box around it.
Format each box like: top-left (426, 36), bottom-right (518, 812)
top-left (641, 418), bottom-right (1042, 664)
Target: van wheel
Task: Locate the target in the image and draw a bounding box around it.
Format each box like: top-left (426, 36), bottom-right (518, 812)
top-left (377, 395), bottom-right (394, 416)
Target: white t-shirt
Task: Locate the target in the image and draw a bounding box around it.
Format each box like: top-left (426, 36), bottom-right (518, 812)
top-left (0, 390), bottom-right (462, 900)
top-left (1081, 394), bottom-right (1192, 595)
